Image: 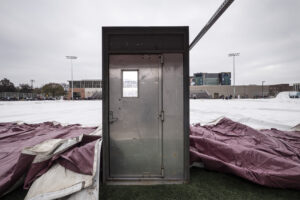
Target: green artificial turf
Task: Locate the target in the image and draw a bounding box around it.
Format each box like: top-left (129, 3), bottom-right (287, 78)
top-left (2, 168), bottom-right (300, 200)
top-left (99, 168), bottom-right (300, 200)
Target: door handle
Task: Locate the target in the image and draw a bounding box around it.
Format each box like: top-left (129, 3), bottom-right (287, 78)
top-left (109, 111), bottom-right (118, 124)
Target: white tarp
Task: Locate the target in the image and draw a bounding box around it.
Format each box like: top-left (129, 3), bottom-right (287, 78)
top-left (24, 127), bottom-right (102, 200)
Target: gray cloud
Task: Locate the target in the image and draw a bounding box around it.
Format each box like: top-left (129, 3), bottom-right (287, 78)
top-left (0, 0), bottom-right (299, 87)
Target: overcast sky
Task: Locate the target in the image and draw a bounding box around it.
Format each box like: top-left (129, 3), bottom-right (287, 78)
top-left (0, 0), bottom-right (299, 87)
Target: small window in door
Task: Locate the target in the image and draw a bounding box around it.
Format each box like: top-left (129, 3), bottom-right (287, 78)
top-left (122, 70), bottom-right (138, 97)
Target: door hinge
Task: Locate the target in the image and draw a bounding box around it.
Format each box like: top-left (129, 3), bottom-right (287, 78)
top-left (159, 110), bottom-right (164, 122)
top-left (160, 55), bottom-right (164, 64)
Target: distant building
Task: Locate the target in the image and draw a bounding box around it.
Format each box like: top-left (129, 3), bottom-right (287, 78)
top-left (191, 72), bottom-right (231, 86)
top-left (189, 76), bottom-right (195, 86)
top-left (190, 85), bottom-right (269, 99)
top-left (67, 79), bottom-right (102, 99)
top-left (190, 83), bottom-right (294, 99)
top-left (219, 72), bottom-right (231, 85)
top-left (293, 83), bottom-right (300, 91)
top-left (269, 84), bottom-right (292, 97)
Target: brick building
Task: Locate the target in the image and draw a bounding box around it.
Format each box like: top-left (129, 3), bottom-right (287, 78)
top-left (67, 80), bottom-right (102, 99)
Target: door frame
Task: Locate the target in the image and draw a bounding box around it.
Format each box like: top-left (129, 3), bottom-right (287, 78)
top-left (102, 27), bottom-right (190, 184)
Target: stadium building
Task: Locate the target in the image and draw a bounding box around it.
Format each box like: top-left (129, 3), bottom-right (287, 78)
top-left (191, 72), bottom-right (231, 86)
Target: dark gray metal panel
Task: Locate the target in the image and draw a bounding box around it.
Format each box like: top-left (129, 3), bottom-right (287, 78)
top-left (109, 34), bottom-right (184, 52)
top-left (102, 28), bottom-right (110, 183)
top-left (182, 29), bottom-right (190, 182)
top-left (103, 27), bottom-right (188, 54)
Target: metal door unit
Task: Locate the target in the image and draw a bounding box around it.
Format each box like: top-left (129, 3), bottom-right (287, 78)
top-left (102, 27), bottom-right (189, 185)
top-left (109, 54), bottom-right (163, 178)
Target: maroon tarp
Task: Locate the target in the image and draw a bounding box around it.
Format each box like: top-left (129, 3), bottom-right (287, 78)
top-left (0, 122), bottom-right (98, 196)
top-left (190, 118), bottom-right (300, 189)
top-left (2, 118), bottom-right (300, 195)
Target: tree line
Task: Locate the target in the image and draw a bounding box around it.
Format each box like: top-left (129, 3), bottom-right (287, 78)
top-left (0, 78), bottom-right (65, 97)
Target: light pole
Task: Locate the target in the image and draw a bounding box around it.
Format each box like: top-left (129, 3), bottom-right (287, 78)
top-left (228, 53), bottom-right (240, 98)
top-left (66, 56), bottom-right (77, 100)
top-left (30, 80), bottom-right (35, 99)
top-left (30, 79), bottom-right (35, 89)
top-left (262, 81), bottom-right (265, 98)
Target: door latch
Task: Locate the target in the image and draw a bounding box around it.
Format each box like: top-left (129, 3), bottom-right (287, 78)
top-left (109, 111), bottom-right (118, 124)
top-left (160, 55), bottom-right (164, 64)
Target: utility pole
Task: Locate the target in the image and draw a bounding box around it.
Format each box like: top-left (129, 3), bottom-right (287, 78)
top-left (228, 53), bottom-right (240, 98)
top-left (66, 56), bottom-right (78, 100)
top-left (262, 81), bottom-right (265, 98)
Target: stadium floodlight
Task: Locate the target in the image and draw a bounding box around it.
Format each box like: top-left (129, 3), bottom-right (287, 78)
top-left (228, 53), bottom-right (240, 98)
top-left (66, 56), bottom-right (78, 100)
top-left (228, 53), bottom-right (240, 57)
top-left (66, 56), bottom-right (77, 59)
